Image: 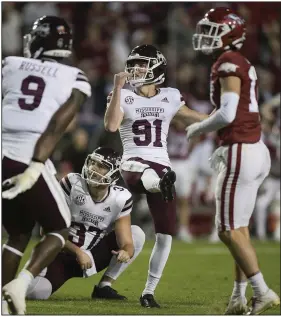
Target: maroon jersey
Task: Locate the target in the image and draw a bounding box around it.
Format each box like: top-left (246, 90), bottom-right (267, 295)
top-left (211, 51), bottom-right (261, 145)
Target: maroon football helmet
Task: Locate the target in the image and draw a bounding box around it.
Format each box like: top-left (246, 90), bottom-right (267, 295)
top-left (193, 7), bottom-right (246, 55)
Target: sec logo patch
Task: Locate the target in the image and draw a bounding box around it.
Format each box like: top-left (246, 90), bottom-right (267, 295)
top-left (125, 96), bottom-right (134, 104)
top-left (74, 195), bottom-right (86, 206)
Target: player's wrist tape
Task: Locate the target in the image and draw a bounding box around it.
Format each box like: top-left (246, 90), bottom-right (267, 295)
top-left (32, 157), bottom-right (45, 164)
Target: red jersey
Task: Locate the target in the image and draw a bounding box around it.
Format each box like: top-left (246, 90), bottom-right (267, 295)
top-left (211, 51), bottom-right (261, 145)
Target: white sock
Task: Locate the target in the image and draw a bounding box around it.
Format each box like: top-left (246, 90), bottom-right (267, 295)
top-left (17, 269), bottom-right (34, 294)
top-left (248, 272), bottom-right (269, 297)
top-left (103, 226), bottom-right (145, 281)
top-left (142, 233), bottom-right (172, 296)
top-left (141, 169), bottom-right (160, 193)
top-left (98, 281), bottom-right (112, 288)
top-left (231, 281), bottom-right (248, 298)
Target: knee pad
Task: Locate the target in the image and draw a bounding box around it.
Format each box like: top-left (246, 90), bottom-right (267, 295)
top-left (26, 276), bottom-right (52, 300)
top-left (131, 225), bottom-right (145, 250)
top-left (47, 232), bottom-right (65, 247)
top-left (155, 233), bottom-right (172, 247)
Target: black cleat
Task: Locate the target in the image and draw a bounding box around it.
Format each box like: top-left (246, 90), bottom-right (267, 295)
top-left (140, 294), bottom-right (161, 308)
top-left (159, 170), bottom-right (176, 202)
top-left (91, 285), bottom-right (127, 300)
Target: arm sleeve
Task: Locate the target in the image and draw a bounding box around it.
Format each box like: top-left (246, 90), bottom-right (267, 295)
top-left (59, 174), bottom-right (73, 205)
top-left (72, 71), bottom-right (92, 97)
top-left (190, 92), bottom-right (240, 133)
top-left (116, 192), bottom-right (133, 219)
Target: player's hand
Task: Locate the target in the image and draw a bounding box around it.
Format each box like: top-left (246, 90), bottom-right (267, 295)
top-left (2, 161), bottom-right (44, 200)
top-left (111, 249), bottom-right (130, 263)
top-left (186, 122), bottom-right (201, 140)
top-left (114, 72), bottom-right (132, 89)
top-left (76, 250), bottom-right (92, 270)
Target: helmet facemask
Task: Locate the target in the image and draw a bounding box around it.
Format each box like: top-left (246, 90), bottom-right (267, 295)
top-left (81, 153), bottom-right (120, 187)
top-left (193, 20), bottom-right (229, 54)
top-left (125, 54), bottom-right (166, 88)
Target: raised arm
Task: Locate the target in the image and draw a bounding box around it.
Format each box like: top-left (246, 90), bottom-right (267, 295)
top-left (104, 72), bottom-right (131, 132)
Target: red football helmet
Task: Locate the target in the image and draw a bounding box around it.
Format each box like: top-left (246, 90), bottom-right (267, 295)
top-left (193, 7), bottom-right (246, 55)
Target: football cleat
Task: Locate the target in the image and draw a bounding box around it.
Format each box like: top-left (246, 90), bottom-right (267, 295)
top-left (2, 279), bottom-right (26, 315)
top-left (159, 170), bottom-right (176, 202)
top-left (140, 294), bottom-right (160, 308)
top-left (2, 299), bottom-right (10, 315)
top-left (91, 285), bottom-right (127, 300)
top-left (224, 296), bottom-right (248, 315)
top-left (248, 289), bottom-right (280, 315)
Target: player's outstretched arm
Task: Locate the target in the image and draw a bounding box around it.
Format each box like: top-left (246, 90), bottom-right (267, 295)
top-left (186, 76), bottom-right (241, 140)
top-left (174, 105), bottom-right (209, 126)
top-left (104, 72), bottom-right (130, 132)
top-left (112, 215), bottom-right (134, 263)
top-left (2, 89), bottom-right (86, 200)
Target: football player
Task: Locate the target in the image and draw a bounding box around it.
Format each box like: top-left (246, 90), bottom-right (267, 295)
top-left (187, 7), bottom-right (280, 314)
top-left (2, 16), bottom-right (91, 314)
top-left (104, 44), bottom-right (208, 307)
top-left (25, 147), bottom-right (145, 301)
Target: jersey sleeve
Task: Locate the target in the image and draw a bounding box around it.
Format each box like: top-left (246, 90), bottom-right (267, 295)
top-left (216, 52), bottom-right (245, 79)
top-left (72, 70), bottom-right (92, 97)
top-left (116, 189), bottom-right (133, 219)
top-left (59, 173), bottom-right (76, 205)
top-left (172, 88), bottom-right (185, 112)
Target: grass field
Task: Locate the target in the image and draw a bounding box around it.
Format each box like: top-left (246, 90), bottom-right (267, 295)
top-left (9, 239), bottom-right (281, 315)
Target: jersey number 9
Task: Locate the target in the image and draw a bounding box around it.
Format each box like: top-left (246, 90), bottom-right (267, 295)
top-left (18, 75), bottom-right (46, 111)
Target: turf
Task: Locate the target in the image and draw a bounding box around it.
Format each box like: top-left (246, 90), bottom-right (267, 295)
top-left (9, 239), bottom-right (281, 315)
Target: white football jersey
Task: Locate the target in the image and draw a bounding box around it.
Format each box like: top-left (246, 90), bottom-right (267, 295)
top-left (2, 56), bottom-right (91, 165)
top-left (60, 173), bottom-right (133, 250)
top-left (107, 88), bottom-right (185, 166)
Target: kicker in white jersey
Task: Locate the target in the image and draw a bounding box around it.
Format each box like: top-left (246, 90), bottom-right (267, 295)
top-left (107, 88), bottom-right (185, 166)
top-left (60, 173), bottom-right (133, 250)
top-left (2, 56), bottom-right (91, 165)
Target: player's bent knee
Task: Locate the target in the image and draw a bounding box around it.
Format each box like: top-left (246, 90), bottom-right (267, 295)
top-left (46, 231), bottom-right (67, 248)
top-left (131, 225), bottom-right (145, 249)
top-left (26, 276), bottom-right (52, 300)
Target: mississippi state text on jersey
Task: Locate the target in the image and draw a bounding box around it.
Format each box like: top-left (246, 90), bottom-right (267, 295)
top-left (211, 51), bottom-right (261, 145)
top-left (60, 173), bottom-right (133, 250)
top-left (107, 88), bottom-right (185, 166)
top-left (2, 56), bottom-right (91, 164)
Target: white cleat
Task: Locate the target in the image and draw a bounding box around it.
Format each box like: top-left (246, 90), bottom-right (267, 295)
top-left (177, 229), bottom-right (193, 243)
top-left (2, 279), bottom-right (26, 315)
top-left (224, 296), bottom-right (248, 315)
top-left (248, 289), bottom-right (280, 315)
top-left (2, 299), bottom-right (10, 315)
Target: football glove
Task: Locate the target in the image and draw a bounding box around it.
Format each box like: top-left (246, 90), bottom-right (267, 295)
top-left (2, 161), bottom-right (45, 199)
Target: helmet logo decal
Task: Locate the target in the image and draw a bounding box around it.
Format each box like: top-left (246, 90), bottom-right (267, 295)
top-left (57, 25), bottom-right (66, 34)
top-left (125, 96), bottom-right (134, 104)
